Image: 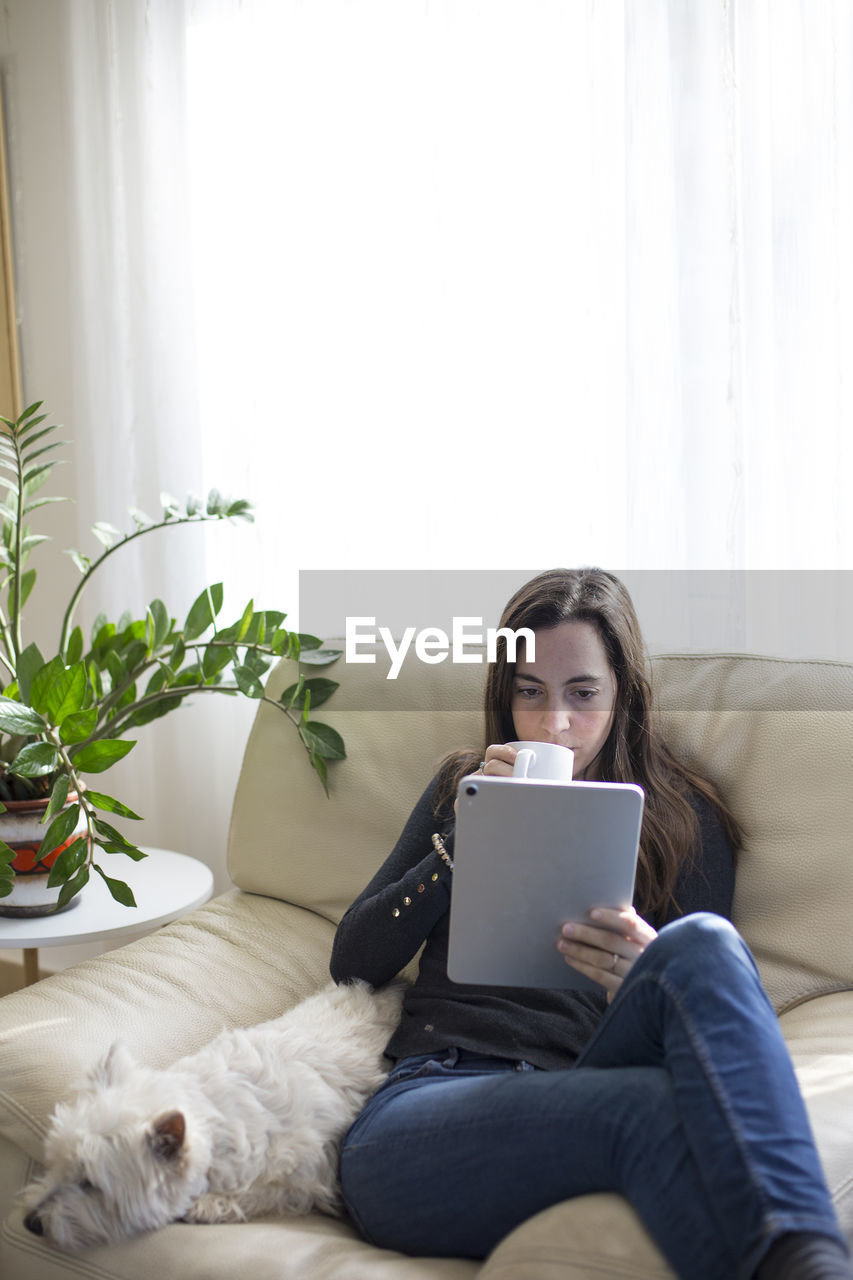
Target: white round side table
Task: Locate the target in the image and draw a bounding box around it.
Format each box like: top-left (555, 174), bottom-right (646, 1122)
top-left (0, 848), bottom-right (214, 985)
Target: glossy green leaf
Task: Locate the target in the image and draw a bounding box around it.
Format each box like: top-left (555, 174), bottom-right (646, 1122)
top-left (225, 498), bottom-right (253, 520)
top-left (296, 633), bottom-right (322, 652)
top-left (299, 721), bottom-right (346, 760)
top-left (32, 659), bottom-right (87, 725)
top-left (17, 400), bottom-right (45, 425)
top-left (66, 548), bottom-right (92, 575)
top-left (65, 625), bottom-right (84, 665)
top-left (105, 650), bottom-right (125, 690)
top-left (42, 774), bottom-right (71, 823)
top-left (90, 611), bottom-right (108, 644)
top-left (242, 612), bottom-right (265, 646)
top-left (183, 583), bottom-right (224, 641)
top-left (298, 647), bottom-right (343, 667)
top-left (46, 837), bottom-right (88, 887)
top-left (201, 642), bottom-right (233, 681)
top-left (28, 655), bottom-right (64, 715)
top-left (56, 864), bottom-right (90, 911)
top-left (242, 650), bottom-right (270, 680)
top-left (93, 819), bottom-right (146, 859)
top-left (59, 706), bottom-right (99, 744)
top-left (148, 598), bottom-right (171, 649)
top-left (91, 522), bottom-right (122, 548)
top-left (216, 599), bottom-right (254, 645)
top-left (125, 692), bottom-right (188, 727)
top-left (87, 659), bottom-right (104, 700)
top-left (18, 568), bottom-right (36, 609)
top-left (36, 804), bottom-right (80, 863)
top-left (17, 423), bottom-right (57, 451)
top-left (310, 751), bottom-right (329, 796)
top-left (16, 643), bottom-right (45, 705)
top-left (23, 495), bottom-right (69, 516)
top-left (94, 863), bottom-right (137, 907)
top-left (145, 665), bottom-right (171, 695)
top-left (85, 791), bottom-right (143, 820)
top-left (282, 674), bottom-right (304, 710)
top-left (269, 628), bottom-right (290, 656)
top-left (169, 636), bottom-right (186, 671)
top-left (72, 738), bottom-right (136, 773)
top-left (280, 677), bottom-right (339, 711)
top-left (233, 665), bottom-right (264, 699)
top-left (120, 639), bottom-right (149, 674)
top-left (22, 461), bottom-right (58, 489)
top-left (8, 742), bottom-right (61, 777)
top-left (0, 695), bottom-right (46, 735)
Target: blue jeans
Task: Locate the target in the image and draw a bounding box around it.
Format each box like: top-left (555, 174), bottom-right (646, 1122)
top-left (339, 914), bottom-right (845, 1279)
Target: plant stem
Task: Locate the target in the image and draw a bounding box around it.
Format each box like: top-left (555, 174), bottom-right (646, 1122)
top-left (0, 617), bottom-right (15, 678)
top-left (90, 639), bottom-right (283, 728)
top-left (87, 682), bottom-right (294, 746)
top-left (49, 733), bottom-right (98, 870)
top-left (11, 432), bottom-right (25, 661)
top-left (59, 514), bottom-right (227, 654)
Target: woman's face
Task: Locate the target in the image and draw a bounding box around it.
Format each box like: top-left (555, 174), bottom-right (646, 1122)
top-left (509, 621), bottom-right (618, 780)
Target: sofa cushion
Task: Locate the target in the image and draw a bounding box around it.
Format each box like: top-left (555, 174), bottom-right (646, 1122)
top-left (480, 1193), bottom-right (675, 1280)
top-left (779, 990), bottom-right (853, 1237)
top-left (652, 654), bottom-right (853, 1009)
top-left (0, 891), bottom-right (335, 1162)
top-left (0, 1199), bottom-right (479, 1280)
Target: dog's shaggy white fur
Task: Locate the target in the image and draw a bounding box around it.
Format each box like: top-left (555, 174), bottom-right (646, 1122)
top-left (21, 980), bottom-right (403, 1251)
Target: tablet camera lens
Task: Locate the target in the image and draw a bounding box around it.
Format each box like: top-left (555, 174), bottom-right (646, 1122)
top-left (465, 783), bottom-right (478, 796)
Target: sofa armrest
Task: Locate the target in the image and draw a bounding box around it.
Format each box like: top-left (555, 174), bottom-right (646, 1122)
top-left (780, 990), bottom-right (853, 1238)
top-left (0, 890), bottom-right (335, 1165)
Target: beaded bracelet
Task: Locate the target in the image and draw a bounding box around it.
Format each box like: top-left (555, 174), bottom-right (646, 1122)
top-left (431, 832), bottom-right (454, 871)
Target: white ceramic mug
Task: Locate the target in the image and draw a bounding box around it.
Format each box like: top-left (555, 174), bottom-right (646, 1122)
top-left (507, 740), bottom-right (575, 782)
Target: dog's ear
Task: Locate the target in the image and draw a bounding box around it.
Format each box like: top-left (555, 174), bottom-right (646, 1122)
top-left (148, 1111), bottom-right (186, 1162)
top-left (88, 1041), bottom-right (134, 1090)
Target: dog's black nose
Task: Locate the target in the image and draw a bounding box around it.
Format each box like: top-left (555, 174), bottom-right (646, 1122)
top-left (24, 1210), bottom-right (44, 1236)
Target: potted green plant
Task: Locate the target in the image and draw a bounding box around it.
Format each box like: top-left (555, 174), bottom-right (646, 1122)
top-left (0, 402), bottom-right (344, 916)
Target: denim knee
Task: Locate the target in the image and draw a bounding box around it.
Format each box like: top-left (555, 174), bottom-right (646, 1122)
top-left (638, 912), bottom-right (759, 992)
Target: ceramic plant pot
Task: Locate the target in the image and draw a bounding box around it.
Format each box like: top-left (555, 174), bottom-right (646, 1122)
top-left (0, 795), bottom-right (89, 918)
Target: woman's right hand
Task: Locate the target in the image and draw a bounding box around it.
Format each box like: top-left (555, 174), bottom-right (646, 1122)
top-left (454, 745), bottom-right (518, 813)
top-left (480, 744), bottom-right (518, 777)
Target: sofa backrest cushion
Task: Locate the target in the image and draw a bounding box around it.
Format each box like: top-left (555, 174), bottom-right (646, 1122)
top-left (228, 648), bottom-right (853, 1010)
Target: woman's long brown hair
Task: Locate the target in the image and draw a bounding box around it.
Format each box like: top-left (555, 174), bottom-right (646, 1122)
top-left (435, 568), bottom-right (742, 917)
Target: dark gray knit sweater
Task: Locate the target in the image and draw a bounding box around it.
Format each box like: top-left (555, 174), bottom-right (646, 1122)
top-left (329, 777), bottom-right (735, 1071)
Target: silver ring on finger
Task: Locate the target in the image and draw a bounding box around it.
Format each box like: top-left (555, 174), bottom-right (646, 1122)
top-left (609, 952), bottom-right (619, 972)
top-left (477, 761), bottom-right (486, 773)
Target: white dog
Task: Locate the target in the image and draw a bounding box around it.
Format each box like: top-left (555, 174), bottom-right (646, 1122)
top-left (21, 979), bottom-right (403, 1251)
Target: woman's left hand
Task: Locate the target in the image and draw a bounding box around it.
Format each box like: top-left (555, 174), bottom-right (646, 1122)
top-left (557, 907), bottom-right (658, 1002)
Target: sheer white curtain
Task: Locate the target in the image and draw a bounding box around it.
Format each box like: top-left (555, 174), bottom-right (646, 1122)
top-left (183, 0), bottom-right (853, 586)
top-left (1, 0), bottom-right (852, 936)
top-left (1, 0), bottom-right (244, 906)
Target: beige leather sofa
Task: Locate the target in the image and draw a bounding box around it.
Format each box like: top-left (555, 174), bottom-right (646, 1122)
top-left (1, 647), bottom-right (853, 1279)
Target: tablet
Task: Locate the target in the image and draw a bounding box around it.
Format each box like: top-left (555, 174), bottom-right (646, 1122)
top-left (447, 775), bottom-right (644, 991)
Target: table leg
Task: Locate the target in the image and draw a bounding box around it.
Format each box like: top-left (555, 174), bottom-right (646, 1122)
top-left (23, 948), bottom-right (40, 985)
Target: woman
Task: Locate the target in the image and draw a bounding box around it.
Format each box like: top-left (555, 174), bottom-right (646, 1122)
top-left (330, 568), bottom-right (851, 1280)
